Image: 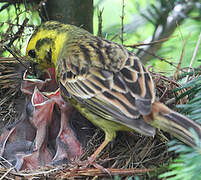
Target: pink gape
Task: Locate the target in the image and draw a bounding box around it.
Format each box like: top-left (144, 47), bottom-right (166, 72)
top-left (0, 68), bottom-right (83, 170)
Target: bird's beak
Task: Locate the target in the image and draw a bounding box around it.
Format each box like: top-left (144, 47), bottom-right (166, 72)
top-left (23, 65), bottom-right (52, 83)
top-left (22, 65), bottom-right (58, 95)
top-left (26, 62), bottom-right (52, 81)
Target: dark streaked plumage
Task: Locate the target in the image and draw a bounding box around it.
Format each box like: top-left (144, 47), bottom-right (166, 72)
top-left (26, 21), bottom-right (201, 163)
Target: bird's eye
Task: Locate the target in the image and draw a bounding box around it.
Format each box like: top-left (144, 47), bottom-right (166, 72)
top-left (28, 49), bottom-right (36, 58)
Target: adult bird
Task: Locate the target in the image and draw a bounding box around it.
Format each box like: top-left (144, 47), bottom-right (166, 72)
top-left (25, 21), bottom-right (201, 163)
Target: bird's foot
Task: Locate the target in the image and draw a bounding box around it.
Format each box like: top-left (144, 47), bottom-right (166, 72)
top-left (73, 157), bottom-right (110, 175)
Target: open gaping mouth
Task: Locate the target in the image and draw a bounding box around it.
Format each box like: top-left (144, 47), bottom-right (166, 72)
top-left (23, 67), bottom-right (52, 83)
top-left (0, 66), bottom-right (86, 170)
top-left (21, 67), bottom-right (58, 95)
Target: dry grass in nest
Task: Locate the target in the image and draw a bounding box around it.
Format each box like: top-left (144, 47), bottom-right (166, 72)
top-left (0, 57), bottom-right (23, 127)
top-left (0, 58), bottom-right (187, 179)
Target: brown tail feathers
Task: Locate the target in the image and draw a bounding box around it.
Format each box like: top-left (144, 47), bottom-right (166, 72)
top-left (144, 101), bottom-right (201, 147)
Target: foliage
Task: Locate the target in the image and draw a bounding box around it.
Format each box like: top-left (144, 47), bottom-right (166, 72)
top-left (1, 0), bottom-right (201, 179)
top-left (175, 73), bottom-right (201, 124)
top-left (154, 19), bottom-right (201, 74)
top-left (160, 137), bottom-right (201, 180)
top-left (0, 2), bottom-right (40, 56)
top-left (160, 72), bottom-right (201, 179)
top-left (94, 0), bottom-right (201, 73)
top-left (1, 0), bottom-right (201, 72)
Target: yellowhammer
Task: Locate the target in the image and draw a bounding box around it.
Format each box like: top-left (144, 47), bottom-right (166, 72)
top-left (25, 21), bottom-right (201, 163)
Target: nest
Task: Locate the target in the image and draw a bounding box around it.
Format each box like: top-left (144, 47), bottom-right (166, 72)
top-left (0, 57), bottom-right (184, 179)
top-left (0, 58), bottom-right (22, 126)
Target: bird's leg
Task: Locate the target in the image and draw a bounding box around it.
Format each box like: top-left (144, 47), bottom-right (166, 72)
top-left (88, 138), bottom-right (110, 164)
top-left (79, 131), bottom-right (116, 171)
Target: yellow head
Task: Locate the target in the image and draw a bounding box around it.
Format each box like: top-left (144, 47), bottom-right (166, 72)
top-left (26, 21), bottom-right (68, 70)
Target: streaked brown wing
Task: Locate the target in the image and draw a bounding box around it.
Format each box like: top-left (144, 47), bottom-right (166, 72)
top-left (56, 37), bottom-right (155, 132)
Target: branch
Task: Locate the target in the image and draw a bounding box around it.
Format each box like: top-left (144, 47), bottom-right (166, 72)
top-left (137, 1), bottom-right (198, 64)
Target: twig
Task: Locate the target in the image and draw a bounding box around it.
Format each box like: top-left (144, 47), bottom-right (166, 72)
top-left (0, 3), bottom-right (10, 12)
top-left (15, 167), bottom-right (60, 177)
top-left (0, 156), bottom-right (14, 169)
top-left (174, 33), bottom-right (191, 80)
top-left (135, 47), bottom-right (183, 70)
top-left (125, 37), bottom-right (172, 48)
top-left (138, 1), bottom-right (197, 64)
top-left (57, 167), bottom-right (154, 178)
top-left (7, 18), bottom-right (29, 48)
top-left (41, 0), bottom-right (49, 21)
top-left (110, 33), bottom-right (119, 41)
top-left (0, 22), bottom-right (34, 28)
top-left (97, 7), bottom-right (104, 37)
top-left (2, 45), bottom-right (31, 73)
top-left (0, 167), bottom-right (15, 180)
top-left (120, 0), bottom-right (125, 45)
top-left (185, 32), bottom-right (201, 82)
top-left (159, 87), bottom-right (168, 101)
top-left (151, 71), bottom-right (180, 87)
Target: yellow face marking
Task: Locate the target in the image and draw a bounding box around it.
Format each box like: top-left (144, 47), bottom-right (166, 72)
top-left (26, 29), bottom-right (67, 68)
